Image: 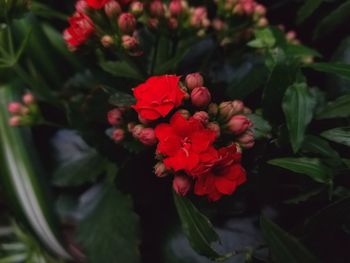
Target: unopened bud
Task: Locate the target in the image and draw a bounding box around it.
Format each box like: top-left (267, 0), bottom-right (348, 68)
top-left (104, 0), bottom-right (121, 18)
top-left (185, 73), bottom-right (204, 90)
top-left (118, 12), bottom-right (136, 34)
top-left (22, 93), bottom-right (35, 105)
top-left (191, 87), bottom-right (211, 109)
top-left (150, 0), bottom-right (164, 17)
top-left (101, 35), bottom-right (114, 47)
top-left (112, 128), bottom-right (125, 143)
top-left (130, 1), bottom-right (143, 17)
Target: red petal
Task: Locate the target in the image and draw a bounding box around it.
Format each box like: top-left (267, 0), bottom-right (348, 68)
top-left (215, 176), bottom-right (237, 195)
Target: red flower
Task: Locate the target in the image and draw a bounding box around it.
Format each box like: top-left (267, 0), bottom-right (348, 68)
top-left (63, 12), bottom-right (95, 47)
top-left (132, 75), bottom-right (185, 121)
top-left (86, 0), bottom-right (110, 9)
top-left (155, 112), bottom-right (217, 173)
top-left (194, 144), bottom-right (246, 201)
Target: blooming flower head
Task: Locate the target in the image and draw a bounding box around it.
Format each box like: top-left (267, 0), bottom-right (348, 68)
top-left (132, 75), bottom-right (185, 121)
top-left (63, 12), bottom-right (95, 47)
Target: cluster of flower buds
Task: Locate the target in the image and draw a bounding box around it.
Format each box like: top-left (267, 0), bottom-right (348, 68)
top-left (143, 0), bottom-right (209, 36)
top-left (214, 0), bottom-right (268, 45)
top-left (106, 73), bottom-right (255, 201)
top-left (7, 92), bottom-right (41, 127)
top-left (63, 0), bottom-right (141, 55)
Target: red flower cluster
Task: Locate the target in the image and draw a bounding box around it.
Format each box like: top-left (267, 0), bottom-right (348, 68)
top-left (107, 73), bottom-right (254, 201)
top-left (86, 0), bottom-right (110, 9)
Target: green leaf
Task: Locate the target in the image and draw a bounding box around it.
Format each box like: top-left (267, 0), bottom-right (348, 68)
top-left (313, 0), bottom-right (350, 39)
top-left (284, 187), bottom-right (324, 205)
top-left (282, 83), bottom-right (316, 152)
top-left (268, 157), bottom-right (331, 183)
top-left (306, 62), bottom-right (350, 79)
top-left (99, 59), bottom-right (144, 80)
top-left (297, 0), bottom-right (323, 24)
top-left (76, 184), bottom-right (140, 263)
top-left (173, 193), bottom-right (229, 261)
top-left (109, 91), bottom-right (136, 107)
top-left (301, 135), bottom-right (340, 159)
top-left (321, 127), bottom-right (350, 146)
top-left (246, 114), bottom-right (272, 139)
top-left (260, 216), bottom-right (319, 263)
top-left (316, 93), bottom-right (350, 119)
top-left (247, 28), bottom-right (276, 49)
top-left (52, 150), bottom-right (108, 187)
top-left (285, 44), bottom-right (321, 58)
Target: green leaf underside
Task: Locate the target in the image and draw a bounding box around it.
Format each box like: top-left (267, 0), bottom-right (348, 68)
top-left (109, 91), bottom-right (136, 107)
top-left (268, 158), bottom-right (330, 183)
top-left (282, 83), bottom-right (316, 152)
top-left (321, 127), bottom-right (350, 147)
top-left (173, 193), bottom-right (228, 260)
top-left (246, 114), bottom-right (272, 139)
top-left (302, 135), bottom-right (340, 159)
top-left (99, 60), bottom-right (144, 80)
top-left (307, 62), bottom-right (350, 79)
top-left (316, 93), bottom-right (350, 119)
top-left (76, 185), bottom-right (140, 263)
top-left (297, 0), bottom-right (323, 24)
top-left (260, 216), bottom-right (318, 263)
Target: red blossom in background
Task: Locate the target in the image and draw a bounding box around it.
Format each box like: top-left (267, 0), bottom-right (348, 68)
top-left (86, 0), bottom-right (110, 9)
top-left (132, 75), bottom-right (185, 121)
top-left (63, 12), bottom-right (95, 47)
top-left (194, 144), bottom-right (246, 201)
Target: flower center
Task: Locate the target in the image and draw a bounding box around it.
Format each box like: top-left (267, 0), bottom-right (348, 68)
top-left (181, 137), bottom-right (192, 156)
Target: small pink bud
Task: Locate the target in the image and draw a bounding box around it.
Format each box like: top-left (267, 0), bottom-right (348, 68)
top-left (8, 102), bottom-right (22, 114)
top-left (122, 35), bottom-right (138, 50)
top-left (190, 7), bottom-right (208, 28)
top-left (118, 13), bottom-right (136, 34)
top-left (173, 174), bottom-right (191, 196)
top-left (243, 2), bottom-right (254, 15)
top-left (227, 115), bottom-right (252, 135)
top-left (148, 18), bottom-right (159, 29)
top-left (130, 1), bottom-right (144, 16)
top-left (207, 122), bottom-right (221, 138)
top-left (149, 0), bottom-right (164, 17)
top-left (208, 103), bottom-right (218, 117)
top-left (105, 0), bottom-right (121, 18)
top-left (101, 35), bottom-right (114, 47)
top-left (232, 3), bottom-right (244, 15)
top-left (127, 122), bottom-right (136, 132)
top-left (138, 128), bottom-right (157, 146)
top-left (9, 116), bottom-right (21, 126)
top-left (193, 111), bottom-right (209, 125)
top-left (107, 108), bottom-right (123, 126)
top-left (132, 124), bottom-right (144, 138)
top-left (168, 18), bottom-right (178, 30)
top-left (185, 73), bottom-right (204, 90)
top-left (237, 129), bottom-right (255, 149)
top-left (257, 17), bottom-right (268, 27)
top-left (286, 31), bottom-right (297, 42)
top-left (254, 4), bottom-right (266, 16)
top-left (219, 100), bottom-right (244, 121)
top-left (154, 162), bottom-right (168, 177)
top-left (22, 93), bottom-right (35, 105)
top-left (191, 87), bottom-right (211, 109)
top-left (169, 0), bottom-right (183, 16)
top-left (75, 0), bottom-right (89, 13)
top-left (112, 128), bottom-right (125, 143)
top-left (212, 18), bottom-right (225, 31)
top-left (177, 109), bottom-right (190, 119)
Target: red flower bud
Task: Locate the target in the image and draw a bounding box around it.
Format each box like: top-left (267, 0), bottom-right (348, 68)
top-left (139, 128), bottom-right (157, 146)
top-left (227, 115), bottom-right (252, 135)
top-left (127, 122), bottom-right (136, 132)
top-left (130, 1), bottom-right (144, 17)
top-left (86, 0), bottom-right (109, 9)
top-left (191, 87), bottom-right (211, 109)
top-left (207, 122), bottom-right (221, 138)
top-left (168, 18), bottom-right (178, 30)
top-left (105, 0), bottom-right (121, 17)
top-left (122, 35), bottom-right (138, 50)
top-left (286, 30), bottom-right (297, 42)
top-left (9, 116), bottom-right (21, 126)
top-left (185, 73), bottom-right (204, 90)
top-left (118, 13), bottom-right (136, 34)
top-left (212, 18), bottom-right (225, 31)
top-left (219, 100), bottom-right (244, 121)
top-left (237, 129), bottom-right (255, 149)
top-left (8, 102), bottom-right (22, 114)
top-left (149, 0), bottom-right (164, 17)
top-left (101, 35), bottom-right (114, 47)
top-left (254, 4), bottom-right (266, 16)
top-left (147, 18), bottom-right (159, 29)
top-left (243, 2), bottom-right (254, 15)
top-left (132, 124), bottom-right (144, 138)
top-left (75, 0), bottom-right (89, 13)
top-left (22, 93), bottom-right (35, 105)
top-left (173, 174), bottom-right (191, 196)
top-left (169, 0), bottom-right (183, 16)
top-left (112, 128), bottom-right (125, 143)
top-left (107, 108), bottom-right (123, 126)
top-left (192, 111), bottom-right (209, 125)
top-left (154, 162), bottom-right (168, 177)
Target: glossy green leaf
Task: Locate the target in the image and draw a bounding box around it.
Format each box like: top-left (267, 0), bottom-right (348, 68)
top-left (268, 158), bottom-right (331, 183)
top-left (261, 216), bottom-right (318, 263)
top-left (313, 0), bottom-right (350, 39)
top-left (284, 187), bottom-right (325, 205)
top-left (246, 114), bottom-right (272, 139)
top-left (247, 28), bottom-right (276, 48)
top-left (0, 84), bottom-right (71, 259)
top-left (316, 93), bottom-right (350, 119)
top-left (306, 62), bottom-right (350, 79)
top-left (76, 184), bottom-right (140, 263)
top-left (52, 150), bottom-right (108, 187)
top-left (173, 193), bottom-right (229, 261)
top-left (321, 127), bottom-right (350, 146)
top-left (297, 0), bottom-right (323, 24)
top-left (99, 59), bottom-right (144, 81)
top-left (285, 44), bottom-right (321, 58)
top-left (109, 90), bottom-right (136, 107)
top-left (302, 135), bottom-right (340, 159)
top-left (282, 83), bottom-right (316, 152)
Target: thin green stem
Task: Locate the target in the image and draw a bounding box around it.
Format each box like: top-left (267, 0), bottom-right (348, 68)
top-left (150, 34), bottom-right (160, 75)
